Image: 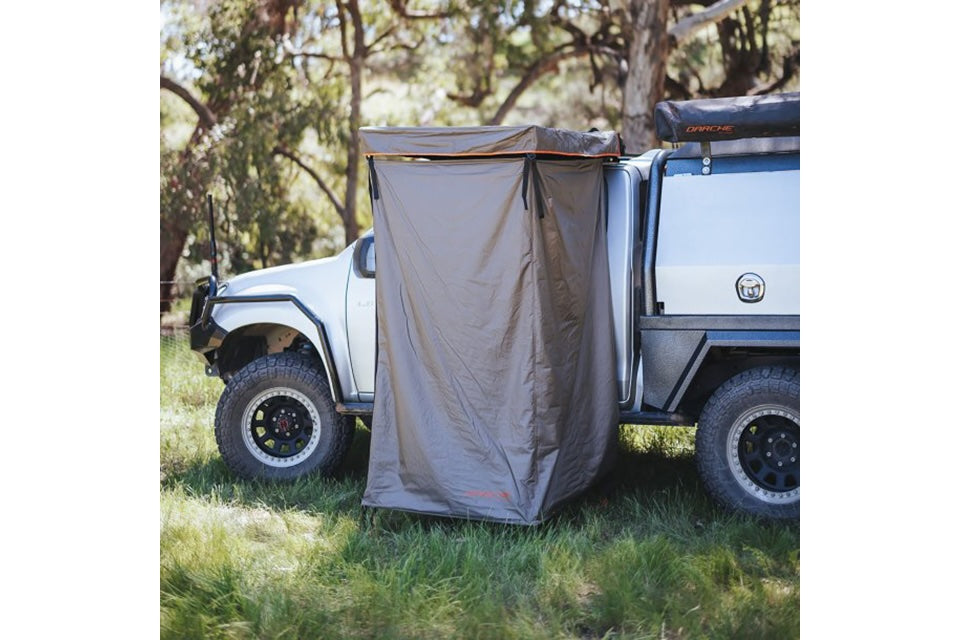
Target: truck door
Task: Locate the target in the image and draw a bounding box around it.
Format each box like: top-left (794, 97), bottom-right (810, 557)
top-left (345, 235), bottom-right (376, 396)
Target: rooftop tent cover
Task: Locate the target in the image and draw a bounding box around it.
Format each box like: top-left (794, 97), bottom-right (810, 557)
top-left (360, 125), bottom-right (621, 524)
top-left (654, 92), bottom-right (800, 142)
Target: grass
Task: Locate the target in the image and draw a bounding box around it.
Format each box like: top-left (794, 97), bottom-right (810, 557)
top-left (161, 332), bottom-right (799, 639)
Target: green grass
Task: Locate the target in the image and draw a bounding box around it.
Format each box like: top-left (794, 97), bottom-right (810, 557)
top-left (161, 333), bottom-right (799, 639)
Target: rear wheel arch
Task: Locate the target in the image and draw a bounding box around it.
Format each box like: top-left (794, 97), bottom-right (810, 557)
top-left (677, 347), bottom-right (800, 418)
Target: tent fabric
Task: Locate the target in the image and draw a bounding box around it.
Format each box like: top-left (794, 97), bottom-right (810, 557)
top-left (359, 125), bottom-right (620, 158)
top-left (360, 129), bottom-right (619, 524)
top-left (654, 92), bottom-right (800, 142)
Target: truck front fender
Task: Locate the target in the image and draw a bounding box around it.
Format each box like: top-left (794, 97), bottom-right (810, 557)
top-left (197, 291), bottom-right (353, 404)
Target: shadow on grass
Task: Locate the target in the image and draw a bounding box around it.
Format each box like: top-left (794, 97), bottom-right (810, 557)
top-left (161, 423), bottom-right (374, 518)
top-left (161, 421), bottom-right (798, 640)
top-left (160, 422), bottom-right (798, 538)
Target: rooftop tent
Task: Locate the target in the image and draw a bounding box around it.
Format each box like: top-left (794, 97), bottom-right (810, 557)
top-left (360, 125), bottom-right (621, 524)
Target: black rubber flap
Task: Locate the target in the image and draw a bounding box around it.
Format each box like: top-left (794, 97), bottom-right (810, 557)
top-left (362, 155), bottom-right (619, 524)
top-left (654, 92), bottom-right (799, 142)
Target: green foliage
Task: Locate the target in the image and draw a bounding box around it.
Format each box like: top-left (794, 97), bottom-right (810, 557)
top-left (160, 334), bottom-right (799, 639)
top-left (161, 0), bottom-right (800, 294)
top-left (161, 0), bottom-right (348, 278)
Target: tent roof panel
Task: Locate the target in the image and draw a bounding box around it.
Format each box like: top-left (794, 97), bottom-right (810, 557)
top-left (359, 125), bottom-right (620, 158)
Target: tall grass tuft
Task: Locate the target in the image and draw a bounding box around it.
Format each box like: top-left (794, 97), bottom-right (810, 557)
top-left (160, 333), bottom-right (798, 639)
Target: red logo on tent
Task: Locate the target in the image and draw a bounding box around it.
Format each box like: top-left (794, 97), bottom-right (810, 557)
top-left (465, 490), bottom-right (510, 500)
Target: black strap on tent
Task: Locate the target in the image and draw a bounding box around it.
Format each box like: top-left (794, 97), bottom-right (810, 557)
top-left (521, 154), bottom-right (531, 210)
top-left (522, 154), bottom-right (546, 219)
top-left (367, 156), bottom-right (380, 200)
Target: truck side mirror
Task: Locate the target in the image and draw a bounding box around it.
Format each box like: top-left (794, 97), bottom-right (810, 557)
top-left (354, 235), bottom-right (376, 278)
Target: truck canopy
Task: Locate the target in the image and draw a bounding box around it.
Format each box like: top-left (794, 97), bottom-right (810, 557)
top-left (360, 126), bottom-right (620, 524)
top-left (654, 92), bottom-right (799, 143)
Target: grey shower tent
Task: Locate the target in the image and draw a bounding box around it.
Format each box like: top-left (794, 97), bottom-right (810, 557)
top-left (360, 125), bottom-right (621, 524)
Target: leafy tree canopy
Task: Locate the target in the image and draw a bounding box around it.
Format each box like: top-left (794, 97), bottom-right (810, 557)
top-left (160, 0), bottom-right (798, 309)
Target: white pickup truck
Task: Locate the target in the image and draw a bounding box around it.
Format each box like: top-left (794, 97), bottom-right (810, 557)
top-left (190, 93), bottom-right (800, 519)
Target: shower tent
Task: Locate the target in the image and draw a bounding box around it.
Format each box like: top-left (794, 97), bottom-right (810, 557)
top-left (360, 125), bottom-right (621, 524)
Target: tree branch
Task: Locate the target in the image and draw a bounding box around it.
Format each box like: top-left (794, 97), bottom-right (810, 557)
top-left (448, 87), bottom-right (492, 108)
top-left (160, 75), bottom-right (216, 130)
top-left (748, 46), bottom-right (799, 95)
top-left (486, 45), bottom-right (613, 125)
top-left (274, 146), bottom-right (345, 217)
top-left (370, 33), bottom-right (426, 56)
top-left (366, 24), bottom-right (397, 56)
top-left (283, 39), bottom-right (343, 63)
top-left (388, 0), bottom-right (453, 19)
top-left (665, 74), bottom-right (693, 100)
top-left (668, 0), bottom-right (750, 46)
top-left (551, 13), bottom-right (589, 46)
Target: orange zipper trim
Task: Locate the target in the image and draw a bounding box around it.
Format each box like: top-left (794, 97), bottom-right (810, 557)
top-left (365, 150), bottom-right (620, 159)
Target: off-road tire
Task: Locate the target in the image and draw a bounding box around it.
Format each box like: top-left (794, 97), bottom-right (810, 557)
top-left (695, 366), bottom-right (799, 520)
top-left (214, 352), bottom-right (354, 481)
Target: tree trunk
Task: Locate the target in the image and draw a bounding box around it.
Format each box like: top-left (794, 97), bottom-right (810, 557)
top-left (160, 222), bottom-right (188, 312)
top-left (339, 0), bottom-right (364, 246)
top-left (343, 56), bottom-right (361, 245)
top-left (620, 0), bottom-right (670, 154)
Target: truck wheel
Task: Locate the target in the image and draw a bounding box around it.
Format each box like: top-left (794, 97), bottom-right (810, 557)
top-left (214, 352), bottom-right (354, 481)
top-left (695, 366), bottom-right (799, 520)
